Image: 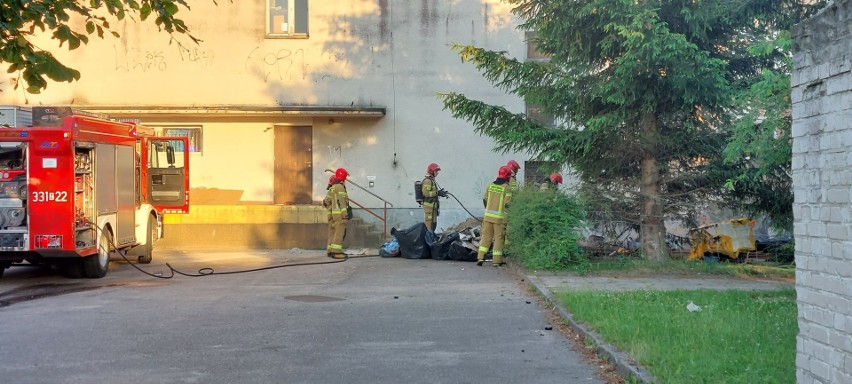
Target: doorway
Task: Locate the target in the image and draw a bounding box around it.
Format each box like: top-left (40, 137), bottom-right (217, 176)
top-left (274, 125), bottom-right (313, 204)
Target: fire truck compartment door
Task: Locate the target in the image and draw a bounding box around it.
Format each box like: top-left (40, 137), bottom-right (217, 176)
top-left (143, 137), bottom-right (190, 213)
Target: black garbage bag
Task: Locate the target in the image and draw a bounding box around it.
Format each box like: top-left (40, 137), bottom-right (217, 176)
top-left (390, 222), bottom-right (431, 259)
top-left (448, 240), bottom-right (478, 262)
top-left (431, 231), bottom-right (460, 260)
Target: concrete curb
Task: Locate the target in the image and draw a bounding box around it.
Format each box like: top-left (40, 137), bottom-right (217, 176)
top-left (527, 275), bottom-right (656, 384)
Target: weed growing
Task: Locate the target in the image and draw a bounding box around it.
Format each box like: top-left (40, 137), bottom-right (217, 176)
top-left (506, 188), bottom-right (589, 271)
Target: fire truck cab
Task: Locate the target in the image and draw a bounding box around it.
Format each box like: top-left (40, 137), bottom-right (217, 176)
top-left (0, 108), bottom-right (189, 278)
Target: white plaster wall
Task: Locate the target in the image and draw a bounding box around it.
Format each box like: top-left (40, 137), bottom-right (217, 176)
top-left (0, 1), bottom-right (531, 228)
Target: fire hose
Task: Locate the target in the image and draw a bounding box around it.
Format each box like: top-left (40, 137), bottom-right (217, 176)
top-left (97, 225), bottom-right (378, 279)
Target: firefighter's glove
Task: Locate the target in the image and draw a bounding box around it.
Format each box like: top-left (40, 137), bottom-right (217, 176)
top-left (438, 189), bottom-right (448, 198)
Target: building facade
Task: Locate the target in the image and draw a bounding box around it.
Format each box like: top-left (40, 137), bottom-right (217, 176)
top-left (0, 1), bottom-right (535, 248)
top-left (791, 0), bottom-right (852, 382)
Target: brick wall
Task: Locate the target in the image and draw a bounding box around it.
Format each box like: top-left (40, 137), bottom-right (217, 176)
top-left (791, 1), bottom-right (852, 383)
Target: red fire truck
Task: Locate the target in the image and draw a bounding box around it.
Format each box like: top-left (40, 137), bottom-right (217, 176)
top-left (0, 107), bottom-right (189, 278)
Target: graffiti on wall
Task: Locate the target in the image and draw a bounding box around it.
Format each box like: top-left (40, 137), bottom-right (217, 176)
top-left (113, 44), bottom-right (215, 73)
top-left (245, 47), bottom-right (352, 83)
top-left (326, 145), bottom-right (342, 158)
top-left (472, 172), bottom-right (489, 198)
top-left (245, 47), bottom-right (307, 82)
top-left (176, 45), bottom-right (216, 65)
top-left (113, 46), bottom-right (168, 72)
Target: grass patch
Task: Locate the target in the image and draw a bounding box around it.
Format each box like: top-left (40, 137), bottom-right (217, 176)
top-left (557, 289), bottom-right (798, 384)
top-left (579, 257), bottom-right (795, 281)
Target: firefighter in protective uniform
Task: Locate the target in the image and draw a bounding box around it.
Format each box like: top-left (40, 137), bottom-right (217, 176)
top-left (504, 160), bottom-right (521, 248)
top-left (506, 160), bottom-right (521, 200)
top-left (323, 175), bottom-right (336, 254)
top-left (477, 166), bottom-right (512, 267)
top-left (326, 168), bottom-right (350, 259)
top-left (540, 172), bottom-right (563, 190)
top-left (421, 163), bottom-right (447, 232)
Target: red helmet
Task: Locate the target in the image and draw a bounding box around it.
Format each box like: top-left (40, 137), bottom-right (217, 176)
top-left (335, 168), bottom-right (349, 181)
top-left (506, 160), bottom-right (520, 172)
top-left (498, 166), bottom-right (512, 179)
top-left (549, 172), bottom-right (563, 184)
top-left (427, 163), bottom-right (441, 176)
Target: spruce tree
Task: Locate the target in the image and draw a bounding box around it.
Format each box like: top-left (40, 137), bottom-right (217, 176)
top-left (440, 0), bottom-right (822, 260)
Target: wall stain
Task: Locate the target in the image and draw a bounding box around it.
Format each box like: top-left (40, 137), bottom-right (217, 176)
top-left (379, 0), bottom-right (390, 44)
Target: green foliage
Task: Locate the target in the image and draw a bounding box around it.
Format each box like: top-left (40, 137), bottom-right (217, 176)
top-left (722, 32), bottom-right (796, 231)
top-left (440, 1), bottom-right (825, 259)
top-left (0, 0), bottom-right (217, 93)
top-left (506, 188), bottom-right (589, 271)
top-left (558, 289), bottom-right (798, 384)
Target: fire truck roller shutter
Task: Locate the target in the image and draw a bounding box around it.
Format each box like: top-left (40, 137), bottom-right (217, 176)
top-left (114, 145), bottom-right (136, 246)
top-left (95, 143), bottom-right (117, 214)
top-left (94, 144), bottom-right (136, 249)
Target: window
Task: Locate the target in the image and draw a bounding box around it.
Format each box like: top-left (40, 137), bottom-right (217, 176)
top-left (159, 126), bottom-right (203, 154)
top-left (268, 0), bottom-right (309, 37)
top-left (525, 31), bottom-right (550, 61)
top-left (524, 161), bottom-right (558, 186)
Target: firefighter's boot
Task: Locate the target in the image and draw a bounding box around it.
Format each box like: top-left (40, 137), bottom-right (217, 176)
top-left (492, 252), bottom-right (504, 267)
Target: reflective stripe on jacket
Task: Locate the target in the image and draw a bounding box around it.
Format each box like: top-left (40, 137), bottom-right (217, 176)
top-left (422, 176), bottom-right (438, 207)
top-left (330, 183), bottom-right (349, 218)
top-left (482, 183), bottom-right (508, 223)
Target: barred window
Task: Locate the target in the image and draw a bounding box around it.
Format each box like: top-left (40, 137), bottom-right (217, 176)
top-left (159, 127), bottom-right (203, 154)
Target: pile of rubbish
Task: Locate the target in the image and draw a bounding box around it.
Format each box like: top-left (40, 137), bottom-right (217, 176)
top-left (380, 219), bottom-right (484, 262)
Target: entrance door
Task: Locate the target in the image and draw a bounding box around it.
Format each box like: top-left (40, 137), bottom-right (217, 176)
top-left (274, 125), bottom-right (312, 204)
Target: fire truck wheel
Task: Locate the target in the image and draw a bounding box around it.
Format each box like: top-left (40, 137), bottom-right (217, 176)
top-left (83, 229), bottom-right (112, 278)
top-left (137, 217), bottom-right (155, 264)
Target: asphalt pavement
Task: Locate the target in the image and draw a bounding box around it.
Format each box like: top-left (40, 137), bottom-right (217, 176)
top-left (0, 249), bottom-right (606, 384)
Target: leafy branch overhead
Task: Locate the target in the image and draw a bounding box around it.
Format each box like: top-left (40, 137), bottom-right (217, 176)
top-left (0, 0), bottom-right (216, 93)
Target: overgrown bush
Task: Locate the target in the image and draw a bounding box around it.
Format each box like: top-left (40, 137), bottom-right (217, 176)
top-left (506, 188), bottom-right (589, 271)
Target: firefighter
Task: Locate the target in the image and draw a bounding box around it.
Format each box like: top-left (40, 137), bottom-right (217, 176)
top-left (327, 168), bottom-right (350, 259)
top-left (421, 162), bottom-right (447, 232)
top-left (323, 175), bottom-right (336, 255)
top-left (477, 166), bottom-right (512, 267)
top-left (504, 160), bottom-right (521, 249)
top-left (506, 160), bottom-right (521, 200)
top-left (540, 172), bottom-right (563, 190)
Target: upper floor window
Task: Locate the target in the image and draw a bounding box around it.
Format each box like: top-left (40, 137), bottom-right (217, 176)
top-left (268, 0), bottom-right (309, 38)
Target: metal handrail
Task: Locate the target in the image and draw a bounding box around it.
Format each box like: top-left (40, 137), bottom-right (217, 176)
top-left (325, 169), bottom-right (394, 236)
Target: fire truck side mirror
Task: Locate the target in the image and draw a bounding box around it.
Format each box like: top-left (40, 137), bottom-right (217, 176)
top-left (166, 145), bottom-right (175, 167)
